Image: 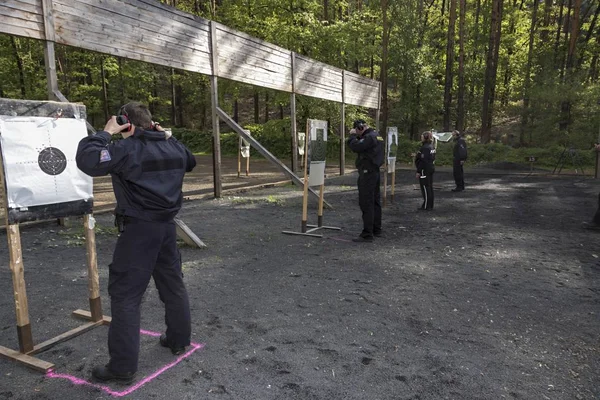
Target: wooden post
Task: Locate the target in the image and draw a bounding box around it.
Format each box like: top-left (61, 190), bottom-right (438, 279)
top-left (210, 21), bottom-right (222, 198)
top-left (317, 185), bottom-right (324, 227)
top-left (290, 53), bottom-right (298, 174)
top-left (42, 0), bottom-right (69, 226)
top-left (376, 81), bottom-right (382, 131)
top-left (246, 148), bottom-right (250, 176)
top-left (83, 214), bottom-right (102, 322)
top-left (0, 145), bottom-right (34, 353)
top-left (391, 169), bottom-right (396, 203)
top-left (7, 224), bottom-right (34, 353)
top-left (237, 136), bottom-right (242, 178)
top-left (383, 160), bottom-right (388, 207)
top-left (41, 0), bottom-right (58, 100)
top-left (340, 71), bottom-right (346, 176)
top-left (301, 121), bottom-right (310, 233)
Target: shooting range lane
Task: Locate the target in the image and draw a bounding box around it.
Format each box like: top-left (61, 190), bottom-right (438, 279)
top-left (1, 166), bottom-right (598, 399)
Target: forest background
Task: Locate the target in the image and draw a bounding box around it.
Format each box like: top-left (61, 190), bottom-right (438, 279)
top-left (1, 0), bottom-right (600, 168)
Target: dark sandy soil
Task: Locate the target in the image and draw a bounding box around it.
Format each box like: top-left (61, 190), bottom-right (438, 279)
top-left (0, 162), bottom-right (598, 400)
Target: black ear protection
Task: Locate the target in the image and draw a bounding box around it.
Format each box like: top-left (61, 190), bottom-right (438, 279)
top-left (353, 119), bottom-right (367, 131)
top-left (116, 106), bottom-right (132, 132)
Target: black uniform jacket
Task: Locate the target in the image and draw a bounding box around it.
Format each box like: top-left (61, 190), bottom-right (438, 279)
top-left (453, 137), bottom-right (468, 161)
top-left (347, 128), bottom-right (384, 171)
top-left (415, 142), bottom-right (436, 175)
top-left (76, 128), bottom-right (196, 222)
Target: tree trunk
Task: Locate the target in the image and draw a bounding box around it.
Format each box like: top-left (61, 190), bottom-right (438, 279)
top-left (171, 68), bottom-right (177, 126)
top-left (469, 0), bottom-right (482, 102)
top-left (541, 0), bottom-right (554, 41)
top-left (101, 57), bottom-right (109, 121)
top-left (118, 58), bottom-right (125, 104)
top-left (554, 0), bottom-right (566, 69)
top-left (456, 0), bottom-right (466, 132)
top-left (559, 0), bottom-right (581, 131)
top-left (254, 90), bottom-right (259, 123)
top-left (521, 0), bottom-right (539, 145)
top-left (443, 0), bottom-right (457, 131)
top-left (265, 91), bottom-right (269, 123)
top-left (481, 0), bottom-right (503, 143)
top-left (380, 0), bottom-right (391, 134)
top-left (9, 37), bottom-right (26, 98)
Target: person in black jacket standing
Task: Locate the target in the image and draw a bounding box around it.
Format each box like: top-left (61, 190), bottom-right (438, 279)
top-left (452, 130), bottom-right (467, 192)
top-left (347, 119), bottom-right (384, 242)
top-left (415, 131), bottom-right (436, 210)
top-left (76, 102), bottom-right (196, 383)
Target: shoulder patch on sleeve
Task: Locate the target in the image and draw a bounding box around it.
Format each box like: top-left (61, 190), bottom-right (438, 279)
top-left (100, 149), bottom-right (112, 163)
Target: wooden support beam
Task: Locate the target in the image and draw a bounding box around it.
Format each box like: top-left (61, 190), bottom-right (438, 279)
top-left (73, 309), bottom-right (112, 324)
top-left (27, 320), bottom-right (105, 356)
top-left (216, 107), bottom-right (332, 209)
top-left (0, 345), bottom-right (54, 373)
top-left (175, 217), bottom-right (207, 248)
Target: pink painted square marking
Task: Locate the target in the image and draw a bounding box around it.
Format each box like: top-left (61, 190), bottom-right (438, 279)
top-left (45, 329), bottom-right (205, 397)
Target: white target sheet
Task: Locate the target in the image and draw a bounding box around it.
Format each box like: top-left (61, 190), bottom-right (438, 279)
top-left (0, 116), bottom-right (93, 209)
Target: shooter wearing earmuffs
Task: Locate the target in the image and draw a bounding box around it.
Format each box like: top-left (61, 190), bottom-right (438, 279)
top-left (76, 102), bottom-right (196, 384)
top-left (347, 119), bottom-right (384, 242)
top-left (415, 131), bottom-right (436, 211)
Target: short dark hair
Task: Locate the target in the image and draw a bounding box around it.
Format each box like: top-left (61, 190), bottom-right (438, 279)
top-left (353, 119), bottom-right (367, 130)
top-left (119, 102), bottom-right (153, 129)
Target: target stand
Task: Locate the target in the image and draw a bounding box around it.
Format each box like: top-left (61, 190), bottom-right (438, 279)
top-left (383, 127), bottom-right (398, 207)
top-left (0, 98), bottom-right (108, 372)
top-left (283, 119), bottom-right (340, 238)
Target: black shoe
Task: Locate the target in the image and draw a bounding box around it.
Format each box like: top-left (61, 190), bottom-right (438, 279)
top-left (451, 188), bottom-right (464, 192)
top-left (417, 207), bottom-right (426, 211)
top-left (92, 365), bottom-right (135, 384)
top-left (352, 236), bottom-right (374, 243)
top-left (373, 231), bottom-right (382, 237)
top-left (160, 333), bottom-right (186, 355)
top-left (582, 222), bottom-right (600, 232)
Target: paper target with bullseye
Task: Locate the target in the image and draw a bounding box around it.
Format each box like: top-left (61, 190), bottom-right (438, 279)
top-left (0, 116), bottom-right (92, 209)
top-left (387, 127), bottom-right (398, 173)
top-left (307, 119), bottom-right (327, 186)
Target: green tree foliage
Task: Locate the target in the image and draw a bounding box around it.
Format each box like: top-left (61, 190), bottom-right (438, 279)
top-left (0, 0), bottom-right (599, 153)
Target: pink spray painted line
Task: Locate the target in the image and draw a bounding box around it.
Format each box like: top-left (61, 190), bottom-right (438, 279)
top-left (45, 329), bottom-right (205, 397)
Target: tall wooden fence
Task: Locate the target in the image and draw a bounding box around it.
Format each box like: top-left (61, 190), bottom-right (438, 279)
top-left (0, 0), bottom-right (380, 109)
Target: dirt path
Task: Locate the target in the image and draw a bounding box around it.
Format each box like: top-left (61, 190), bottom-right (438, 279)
top-left (0, 166), bottom-right (598, 400)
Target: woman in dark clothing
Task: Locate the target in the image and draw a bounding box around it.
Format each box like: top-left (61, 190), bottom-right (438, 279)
top-left (415, 131), bottom-right (436, 210)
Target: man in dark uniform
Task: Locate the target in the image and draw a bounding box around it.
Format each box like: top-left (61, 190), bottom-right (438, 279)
top-left (76, 102), bottom-right (196, 383)
top-left (347, 119), bottom-right (384, 242)
top-left (415, 131), bottom-right (436, 210)
top-left (452, 130), bottom-right (467, 192)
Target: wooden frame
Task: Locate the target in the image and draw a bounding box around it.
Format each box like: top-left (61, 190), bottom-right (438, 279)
top-left (283, 120), bottom-right (340, 238)
top-left (0, 99), bottom-right (107, 372)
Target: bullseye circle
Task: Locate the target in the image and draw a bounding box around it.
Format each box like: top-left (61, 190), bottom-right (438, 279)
top-left (38, 147), bottom-right (67, 175)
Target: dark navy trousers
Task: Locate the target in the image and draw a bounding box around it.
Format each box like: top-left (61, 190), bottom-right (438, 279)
top-left (107, 218), bottom-right (191, 374)
top-left (419, 171), bottom-right (434, 210)
top-left (357, 169), bottom-right (382, 238)
top-left (453, 160), bottom-right (465, 189)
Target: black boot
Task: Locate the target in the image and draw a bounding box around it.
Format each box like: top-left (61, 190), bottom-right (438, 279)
top-left (160, 333), bottom-right (186, 355)
top-left (92, 365), bottom-right (135, 384)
